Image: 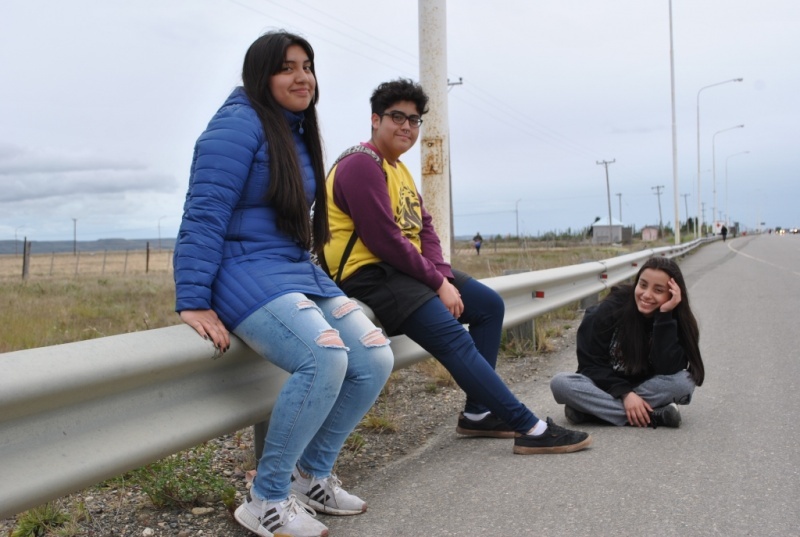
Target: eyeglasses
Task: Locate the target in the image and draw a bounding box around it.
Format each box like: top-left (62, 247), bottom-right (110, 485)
top-left (381, 111), bottom-right (423, 128)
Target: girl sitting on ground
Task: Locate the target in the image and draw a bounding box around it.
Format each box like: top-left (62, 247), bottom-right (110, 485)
top-left (550, 256), bottom-right (704, 428)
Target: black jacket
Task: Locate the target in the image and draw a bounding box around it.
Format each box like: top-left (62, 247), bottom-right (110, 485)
top-left (575, 298), bottom-right (689, 398)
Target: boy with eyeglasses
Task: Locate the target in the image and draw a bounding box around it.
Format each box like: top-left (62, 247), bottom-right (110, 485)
top-left (321, 78), bottom-right (592, 454)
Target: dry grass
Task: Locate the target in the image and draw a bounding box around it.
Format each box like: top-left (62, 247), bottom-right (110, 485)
top-left (0, 249), bottom-right (173, 280)
top-left (450, 240), bottom-right (636, 278)
top-left (0, 272), bottom-right (178, 353)
top-left (0, 240), bottom-right (638, 355)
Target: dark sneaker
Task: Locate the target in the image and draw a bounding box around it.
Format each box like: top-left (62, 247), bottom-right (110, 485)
top-left (650, 403), bottom-right (681, 429)
top-left (513, 417), bottom-right (593, 454)
top-left (564, 405), bottom-right (588, 424)
top-left (456, 412), bottom-right (516, 438)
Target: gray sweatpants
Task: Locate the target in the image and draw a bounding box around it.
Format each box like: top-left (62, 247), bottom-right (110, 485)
top-left (550, 371), bottom-right (696, 426)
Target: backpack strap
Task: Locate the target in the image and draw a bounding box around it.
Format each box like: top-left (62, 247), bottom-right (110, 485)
top-left (321, 145), bottom-right (387, 284)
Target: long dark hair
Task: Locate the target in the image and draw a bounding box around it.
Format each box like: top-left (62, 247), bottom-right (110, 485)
top-left (241, 31), bottom-right (329, 254)
top-left (605, 257), bottom-right (704, 386)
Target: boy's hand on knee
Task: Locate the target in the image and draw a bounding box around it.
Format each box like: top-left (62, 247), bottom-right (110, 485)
top-left (437, 279), bottom-right (464, 319)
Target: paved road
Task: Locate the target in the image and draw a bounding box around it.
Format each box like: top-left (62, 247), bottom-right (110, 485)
top-left (326, 234), bottom-right (800, 537)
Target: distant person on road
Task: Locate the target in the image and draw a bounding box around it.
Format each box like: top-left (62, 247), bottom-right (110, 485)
top-left (550, 256), bottom-right (704, 428)
top-left (721, 225), bottom-right (728, 241)
top-left (321, 78), bottom-right (592, 455)
top-left (173, 31), bottom-right (393, 537)
top-left (472, 232), bottom-right (483, 255)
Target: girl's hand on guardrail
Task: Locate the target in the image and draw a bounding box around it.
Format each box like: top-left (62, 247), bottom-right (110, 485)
top-left (180, 309), bottom-right (230, 352)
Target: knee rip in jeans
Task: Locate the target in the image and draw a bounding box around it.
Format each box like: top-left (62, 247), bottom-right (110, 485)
top-left (331, 299), bottom-right (361, 319)
top-left (315, 328), bottom-right (346, 349)
top-left (360, 328), bottom-right (390, 348)
top-left (296, 300), bottom-right (321, 314)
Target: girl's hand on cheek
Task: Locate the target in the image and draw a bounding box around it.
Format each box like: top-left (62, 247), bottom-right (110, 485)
top-left (660, 278), bottom-right (682, 312)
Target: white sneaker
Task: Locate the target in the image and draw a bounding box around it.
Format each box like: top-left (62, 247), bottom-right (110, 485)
top-left (291, 468), bottom-right (367, 515)
top-left (233, 494), bottom-right (329, 537)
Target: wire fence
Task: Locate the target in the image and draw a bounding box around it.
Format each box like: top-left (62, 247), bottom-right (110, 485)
top-left (0, 247), bottom-right (174, 280)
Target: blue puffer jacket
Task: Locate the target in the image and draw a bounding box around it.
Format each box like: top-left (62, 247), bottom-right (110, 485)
top-left (174, 87), bottom-right (343, 329)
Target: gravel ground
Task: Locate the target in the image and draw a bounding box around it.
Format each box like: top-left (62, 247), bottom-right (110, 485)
top-left (2, 326), bottom-right (577, 537)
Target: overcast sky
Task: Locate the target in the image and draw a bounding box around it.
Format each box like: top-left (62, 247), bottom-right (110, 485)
top-left (2, 0), bottom-right (798, 243)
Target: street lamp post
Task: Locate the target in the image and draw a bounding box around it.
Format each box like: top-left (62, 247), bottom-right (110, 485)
top-left (712, 125), bottom-right (744, 228)
top-left (725, 151), bottom-right (750, 226)
top-left (696, 78), bottom-right (743, 236)
top-left (667, 0), bottom-right (680, 244)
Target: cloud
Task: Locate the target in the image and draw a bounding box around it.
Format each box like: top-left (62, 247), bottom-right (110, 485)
top-left (0, 143), bottom-right (178, 202)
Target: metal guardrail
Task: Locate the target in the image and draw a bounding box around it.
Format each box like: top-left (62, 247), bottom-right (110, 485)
top-left (0, 239), bottom-right (707, 518)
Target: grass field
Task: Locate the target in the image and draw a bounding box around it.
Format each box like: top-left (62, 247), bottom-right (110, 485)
top-left (0, 239), bottom-right (646, 354)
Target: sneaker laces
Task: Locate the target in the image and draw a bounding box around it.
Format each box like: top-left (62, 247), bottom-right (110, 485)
top-left (544, 417), bottom-right (568, 435)
top-left (270, 495), bottom-right (317, 525)
top-left (325, 475), bottom-right (344, 494)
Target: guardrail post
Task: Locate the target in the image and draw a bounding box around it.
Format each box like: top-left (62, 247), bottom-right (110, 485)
top-left (253, 419), bottom-right (269, 461)
top-left (503, 269), bottom-right (535, 347)
top-left (579, 294), bottom-right (598, 309)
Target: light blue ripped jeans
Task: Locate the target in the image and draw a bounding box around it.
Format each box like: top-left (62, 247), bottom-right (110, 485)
top-left (234, 293), bottom-right (393, 502)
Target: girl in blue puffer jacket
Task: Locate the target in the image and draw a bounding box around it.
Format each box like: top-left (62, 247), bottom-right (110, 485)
top-left (174, 31), bottom-right (393, 537)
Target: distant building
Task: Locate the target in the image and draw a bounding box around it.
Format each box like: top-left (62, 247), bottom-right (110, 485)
top-left (592, 217), bottom-right (627, 244)
top-left (641, 227), bottom-right (659, 241)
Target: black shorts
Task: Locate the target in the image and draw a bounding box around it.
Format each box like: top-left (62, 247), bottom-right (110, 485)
top-left (340, 262), bottom-right (470, 336)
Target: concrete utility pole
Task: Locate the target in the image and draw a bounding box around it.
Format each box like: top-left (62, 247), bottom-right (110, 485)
top-left (419, 0), bottom-right (452, 261)
top-left (652, 185), bottom-right (665, 238)
top-left (701, 202), bottom-right (707, 234)
top-left (597, 160), bottom-right (615, 244)
top-left (616, 193), bottom-right (622, 223)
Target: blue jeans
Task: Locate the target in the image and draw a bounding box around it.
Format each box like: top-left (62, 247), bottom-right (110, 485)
top-left (234, 293), bottom-right (393, 502)
top-left (398, 277), bottom-right (539, 433)
top-left (550, 371), bottom-right (696, 426)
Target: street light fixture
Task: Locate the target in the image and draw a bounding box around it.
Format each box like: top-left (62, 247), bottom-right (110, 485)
top-left (725, 151), bottom-right (750, 226)
top-left (696, 78), bottom-right (743, 236)
top-left (712, 124), bottom-right (744, 227)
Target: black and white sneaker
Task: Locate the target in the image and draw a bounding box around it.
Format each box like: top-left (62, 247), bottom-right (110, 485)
top-left (291, 468), bottom-right (366, 515)
top-left (233, 493), bottom-right (328, 537)
top-left (650, 403), bottom-right (682, 428)
top-left (456, 412), bottom-right (516, 438)
top-left (513, 417), bottom-right (593, 454)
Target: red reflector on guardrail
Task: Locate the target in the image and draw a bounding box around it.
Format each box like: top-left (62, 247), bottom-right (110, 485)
top-left (534, 291), bottom-right (545, 298)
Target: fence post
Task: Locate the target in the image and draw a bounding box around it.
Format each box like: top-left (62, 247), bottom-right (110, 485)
top-left (102, 250), bottom-right (108, 274)
top-left (21, 239), bottom-right (30, 280)
top-left (146, 242), bottom-right (151, 273)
